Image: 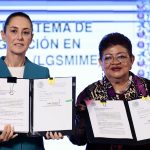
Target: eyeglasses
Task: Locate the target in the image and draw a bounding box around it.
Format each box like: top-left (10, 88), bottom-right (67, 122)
top-left (102, 54), bottom-right (129, 64)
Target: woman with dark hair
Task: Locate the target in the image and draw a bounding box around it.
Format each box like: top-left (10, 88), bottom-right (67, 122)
top-left (69, 32), bottom-right (150, 150)
top-left (0, 11), bottom-right (63, 150)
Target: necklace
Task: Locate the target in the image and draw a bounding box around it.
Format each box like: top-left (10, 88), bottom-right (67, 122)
top-left (115, 76), bottom-right (132, 94)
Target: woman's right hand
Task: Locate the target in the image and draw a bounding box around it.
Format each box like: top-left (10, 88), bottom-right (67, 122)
top-left (0, 124), bottom-right (18, 142)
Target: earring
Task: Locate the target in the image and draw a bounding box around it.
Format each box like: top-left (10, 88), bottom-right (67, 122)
top-left (100, 70), bottom-right (105, 80)
top-left (102, 71), bottom-right (104, 78)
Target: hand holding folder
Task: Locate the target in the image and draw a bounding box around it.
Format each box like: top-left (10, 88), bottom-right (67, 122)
top-left (85, 99), bottom-right (150, 145)
top-left (0, 77), bottom-right (76, 137)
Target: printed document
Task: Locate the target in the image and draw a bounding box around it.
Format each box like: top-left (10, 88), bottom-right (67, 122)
top-left (0, 78), bottom-right (29, 132)
top-left (86, 100), bottom-right (133, 139)
top-left (128, 99), bottom-right (150, 141)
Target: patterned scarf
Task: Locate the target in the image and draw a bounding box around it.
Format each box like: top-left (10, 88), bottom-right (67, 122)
top-left (85, 72), bottom-right (149, 102)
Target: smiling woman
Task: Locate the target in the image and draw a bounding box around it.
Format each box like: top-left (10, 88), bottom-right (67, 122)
top-left (68, 32), bottom-right (150, 150)
top-left (2, 16), bottom-right (33, 64)
top-left (0, 11), bottom-right (63, 150)
top-left (1, 12), bottom-right (33, 67)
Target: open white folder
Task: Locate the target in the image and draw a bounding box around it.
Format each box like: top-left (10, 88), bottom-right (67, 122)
top-left (86, 99), bottom-right (150, 144)
top-left (0, 77), bottom-right (76, 136)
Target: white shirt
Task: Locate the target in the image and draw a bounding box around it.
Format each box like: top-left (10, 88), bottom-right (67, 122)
top-left (8, 66), bottom-right (25, 78)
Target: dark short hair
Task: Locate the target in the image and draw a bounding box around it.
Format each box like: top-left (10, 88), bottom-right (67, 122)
top-left (98, 32), bottom-right (132, 60)
top-left (3, 11), bottom-right (33, 33)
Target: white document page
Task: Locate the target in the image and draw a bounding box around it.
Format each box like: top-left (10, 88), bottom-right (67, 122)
top-left (128, 99), bottom-right (150, 141)
top-left (86, 100), bottom-right (132, 139)
top-left (33, 77), bottom-right (73, 132)
top-left (0, 78), bottom-right (29, 132)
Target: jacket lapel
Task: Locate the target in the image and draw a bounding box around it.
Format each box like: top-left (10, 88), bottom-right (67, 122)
top-left (0, 56), bottom-right (11, 77)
